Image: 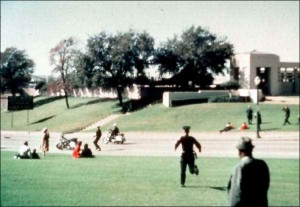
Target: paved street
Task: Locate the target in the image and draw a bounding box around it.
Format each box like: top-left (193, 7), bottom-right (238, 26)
top-left (1, 130), bottom-right (299, 159)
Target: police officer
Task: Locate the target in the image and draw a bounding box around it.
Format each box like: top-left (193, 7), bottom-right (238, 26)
top-left (175, 126), bottom-right (202, 187)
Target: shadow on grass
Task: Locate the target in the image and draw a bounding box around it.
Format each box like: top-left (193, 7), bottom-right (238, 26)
top-left (185, 185), bottom-right (227, 191)
top-left (30, 115), bottom-right (56, 125)
top-left (34, 96), bottom-right (64, 108)
top-left (261, 128), bottom-right (280, 131)
top-left (70, 98), bottom-right (115, 109)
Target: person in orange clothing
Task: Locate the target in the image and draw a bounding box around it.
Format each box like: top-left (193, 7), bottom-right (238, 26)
top-left (239, 122), bottom-right (248, 130)
top-left (72, 141), bottom-right (82, 159)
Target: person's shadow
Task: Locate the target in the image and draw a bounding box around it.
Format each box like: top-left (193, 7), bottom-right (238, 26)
top-left (184, 185), bottom-right (227, 191)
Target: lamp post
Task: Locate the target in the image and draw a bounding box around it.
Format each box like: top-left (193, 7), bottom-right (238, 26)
top-left (254, 76), bottom-right (261, 138)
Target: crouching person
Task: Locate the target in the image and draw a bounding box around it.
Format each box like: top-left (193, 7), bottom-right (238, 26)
top-left (80, 144), bottom-right (95, 158)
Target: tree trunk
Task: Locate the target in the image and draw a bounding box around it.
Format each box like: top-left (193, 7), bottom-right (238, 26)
top-left (116, 87), bottom-right (124, 112)
top-left (64, 89), bottom-right (70, 109)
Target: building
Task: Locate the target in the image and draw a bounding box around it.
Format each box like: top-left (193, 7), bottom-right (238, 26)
top-left (230, 50), bottom-right (299, 95)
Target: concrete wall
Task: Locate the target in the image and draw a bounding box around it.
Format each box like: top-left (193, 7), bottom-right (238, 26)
top-left (163, 90), bottom-right (230, 107)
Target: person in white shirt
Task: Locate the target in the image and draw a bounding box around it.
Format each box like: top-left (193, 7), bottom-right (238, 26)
top-left (15, 141), bottom-right (31, 159)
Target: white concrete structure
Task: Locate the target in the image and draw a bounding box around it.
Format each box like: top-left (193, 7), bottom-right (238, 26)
top-left (230, 50), bottom-right (300, 95)
top-left (163, 90), bottom-right (230, 107)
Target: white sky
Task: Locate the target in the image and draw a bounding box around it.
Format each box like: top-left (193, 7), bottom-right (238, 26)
top-left (1, 1), bottom-right (299, 76)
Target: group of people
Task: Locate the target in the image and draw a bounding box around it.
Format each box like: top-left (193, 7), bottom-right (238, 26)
top-left (15, 123), bottom-right (122, 160)
top-left (175, 126), bottom-right (270, 206)
top-left (219, 105), bottom-right (296, 134)
top-left (14, 127), bottom-right (50, 159)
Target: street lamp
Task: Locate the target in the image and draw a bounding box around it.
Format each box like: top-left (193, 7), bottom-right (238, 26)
top-left (254, 76), bottom-right (261, 138)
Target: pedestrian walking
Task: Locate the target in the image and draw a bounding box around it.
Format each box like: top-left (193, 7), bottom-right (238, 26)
top-left (246, 105), bottom-right (253, 125)
top-left (93, 126), bottom-right (102, 151)
top-left (41, 127), bottom-right (50, 157)
top-left (175, 126), bottom-right (201, 187)
top-left (282, 106), bottom-right (291, 125)
top-left (228, 137), bottom-right (270, 207)
top-left (256, 111), bottom-right (262, 131)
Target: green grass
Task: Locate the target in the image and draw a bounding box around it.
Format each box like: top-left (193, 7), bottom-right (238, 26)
top-left (1, 151), bottom-right (298, 206)
top-left (1, 96), bottom-right (120, 132)
top-left (1, 96), bottom-right (299, 132)
top-left (101, 102), bottom-right (300, 132)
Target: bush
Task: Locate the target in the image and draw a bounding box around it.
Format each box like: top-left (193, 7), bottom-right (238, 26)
top-left (220, 80), bottom-right (240, 90)
top-left (208, 96), bottom-right (244, 103)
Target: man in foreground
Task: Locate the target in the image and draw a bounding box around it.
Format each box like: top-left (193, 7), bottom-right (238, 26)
top-left (175, 126), bottom-right (201, 187)
top-left (228, 137), bottom-right (270, 207)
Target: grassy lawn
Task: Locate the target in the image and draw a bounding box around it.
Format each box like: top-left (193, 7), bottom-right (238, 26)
top-left (100, 102), bottom-right (300, 132)
top-left (1, 151), bottom-right (299, 206)
top-left (1, 96), bottom-right (299, 133)
top-left (1, 96), bottom-right (120, 132)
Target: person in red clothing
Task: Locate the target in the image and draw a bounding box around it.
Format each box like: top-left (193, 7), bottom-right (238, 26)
top-left (72, 141), bottom-right (82, 159)
top-left (239, 122), bottom-right (248, 130)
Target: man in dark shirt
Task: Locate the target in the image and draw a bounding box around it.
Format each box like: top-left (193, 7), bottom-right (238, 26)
top-left (80, 144), bottom-right (94, 158)
top-left (246, 105), bottom-right (253, 125)
top-left (175, 126), bottom-right (202, 187)
top-left (282, 106), bottom-right (291, 125)
top-left (93, 126), bottom-right (102, 151)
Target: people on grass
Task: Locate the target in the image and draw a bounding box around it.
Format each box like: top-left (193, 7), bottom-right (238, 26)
top-left (175, 126), bottom-right (201, 188)
top-left (14, 141), bottom-right (31, 159)
top-left (72, 141), bottom-right (82, 159)
top-left (220, 122), bottom-right (234, 133)
top-left (246, 105), bottom-right (253, 125)
top-left (80, 144), bottom-right (95, 158)
top-left (228, 137), bottom-right (270, 207)
top-left (282, 106), bottom-right (291, 125)
top-left (239, 122), bottom-right (248, 130)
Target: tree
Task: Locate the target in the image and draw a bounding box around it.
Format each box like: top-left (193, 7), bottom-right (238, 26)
top-left (50, 37), bottom-right (77, 109)
top-left (0, 47), bottom-right (35, 96)
top-left (83, 31), bottom-right (155, 110)
top-left (154, 26), bottom-right (234, 88)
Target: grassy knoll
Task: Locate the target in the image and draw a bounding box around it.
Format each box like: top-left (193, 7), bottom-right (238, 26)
top-left (1, 96), bottom-right (120, 132)
top-left (1, 96), bottom-right (299, 132)
top-left (100, 102), bottom-right (300, 132)
top-left (1, 151), bottom-right (299, 206)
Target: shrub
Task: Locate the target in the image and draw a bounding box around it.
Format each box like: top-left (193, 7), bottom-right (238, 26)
top-left (208, 96), bottom-right (244, 103)
top-left (220, 80), bottom-right (240, 90)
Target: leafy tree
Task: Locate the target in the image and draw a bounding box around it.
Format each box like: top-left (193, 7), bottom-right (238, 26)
top-left (154, 26), bottom-right (234, 88)
top-left (0, 47), bottom-right (35, 96)
top-left (50, 37), bottom-right (78, 109)
top-left (83, 31), bottom-right (155, 110)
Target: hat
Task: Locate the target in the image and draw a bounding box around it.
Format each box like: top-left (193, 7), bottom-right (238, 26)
top-left (43, 127), bottom-right (48, 132)
top-left (182, 126), bottom-right (190, 130)
top-left (236, 137), bottom-right (254, 150)
top-left (113, 123), bottom-right (117, 127)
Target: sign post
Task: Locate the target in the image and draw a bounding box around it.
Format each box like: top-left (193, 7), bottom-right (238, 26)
top-left (8, 96), bottom-right (34, 126)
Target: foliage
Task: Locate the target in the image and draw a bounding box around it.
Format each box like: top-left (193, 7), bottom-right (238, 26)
top-left (220, 80), bottom-right (240, 89)
top-left (0, 47), bottom-right (35, 96)
top-left (154, 26), bottom-right (234, 88)
top-left (49, 37), bottom-right (78, 108)
top-left (1, 151), bottom-right (299, 206)
top-left (79, 30), bottom-right (155, 110)
top-left (208, 95), bottom-right (244, 103)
